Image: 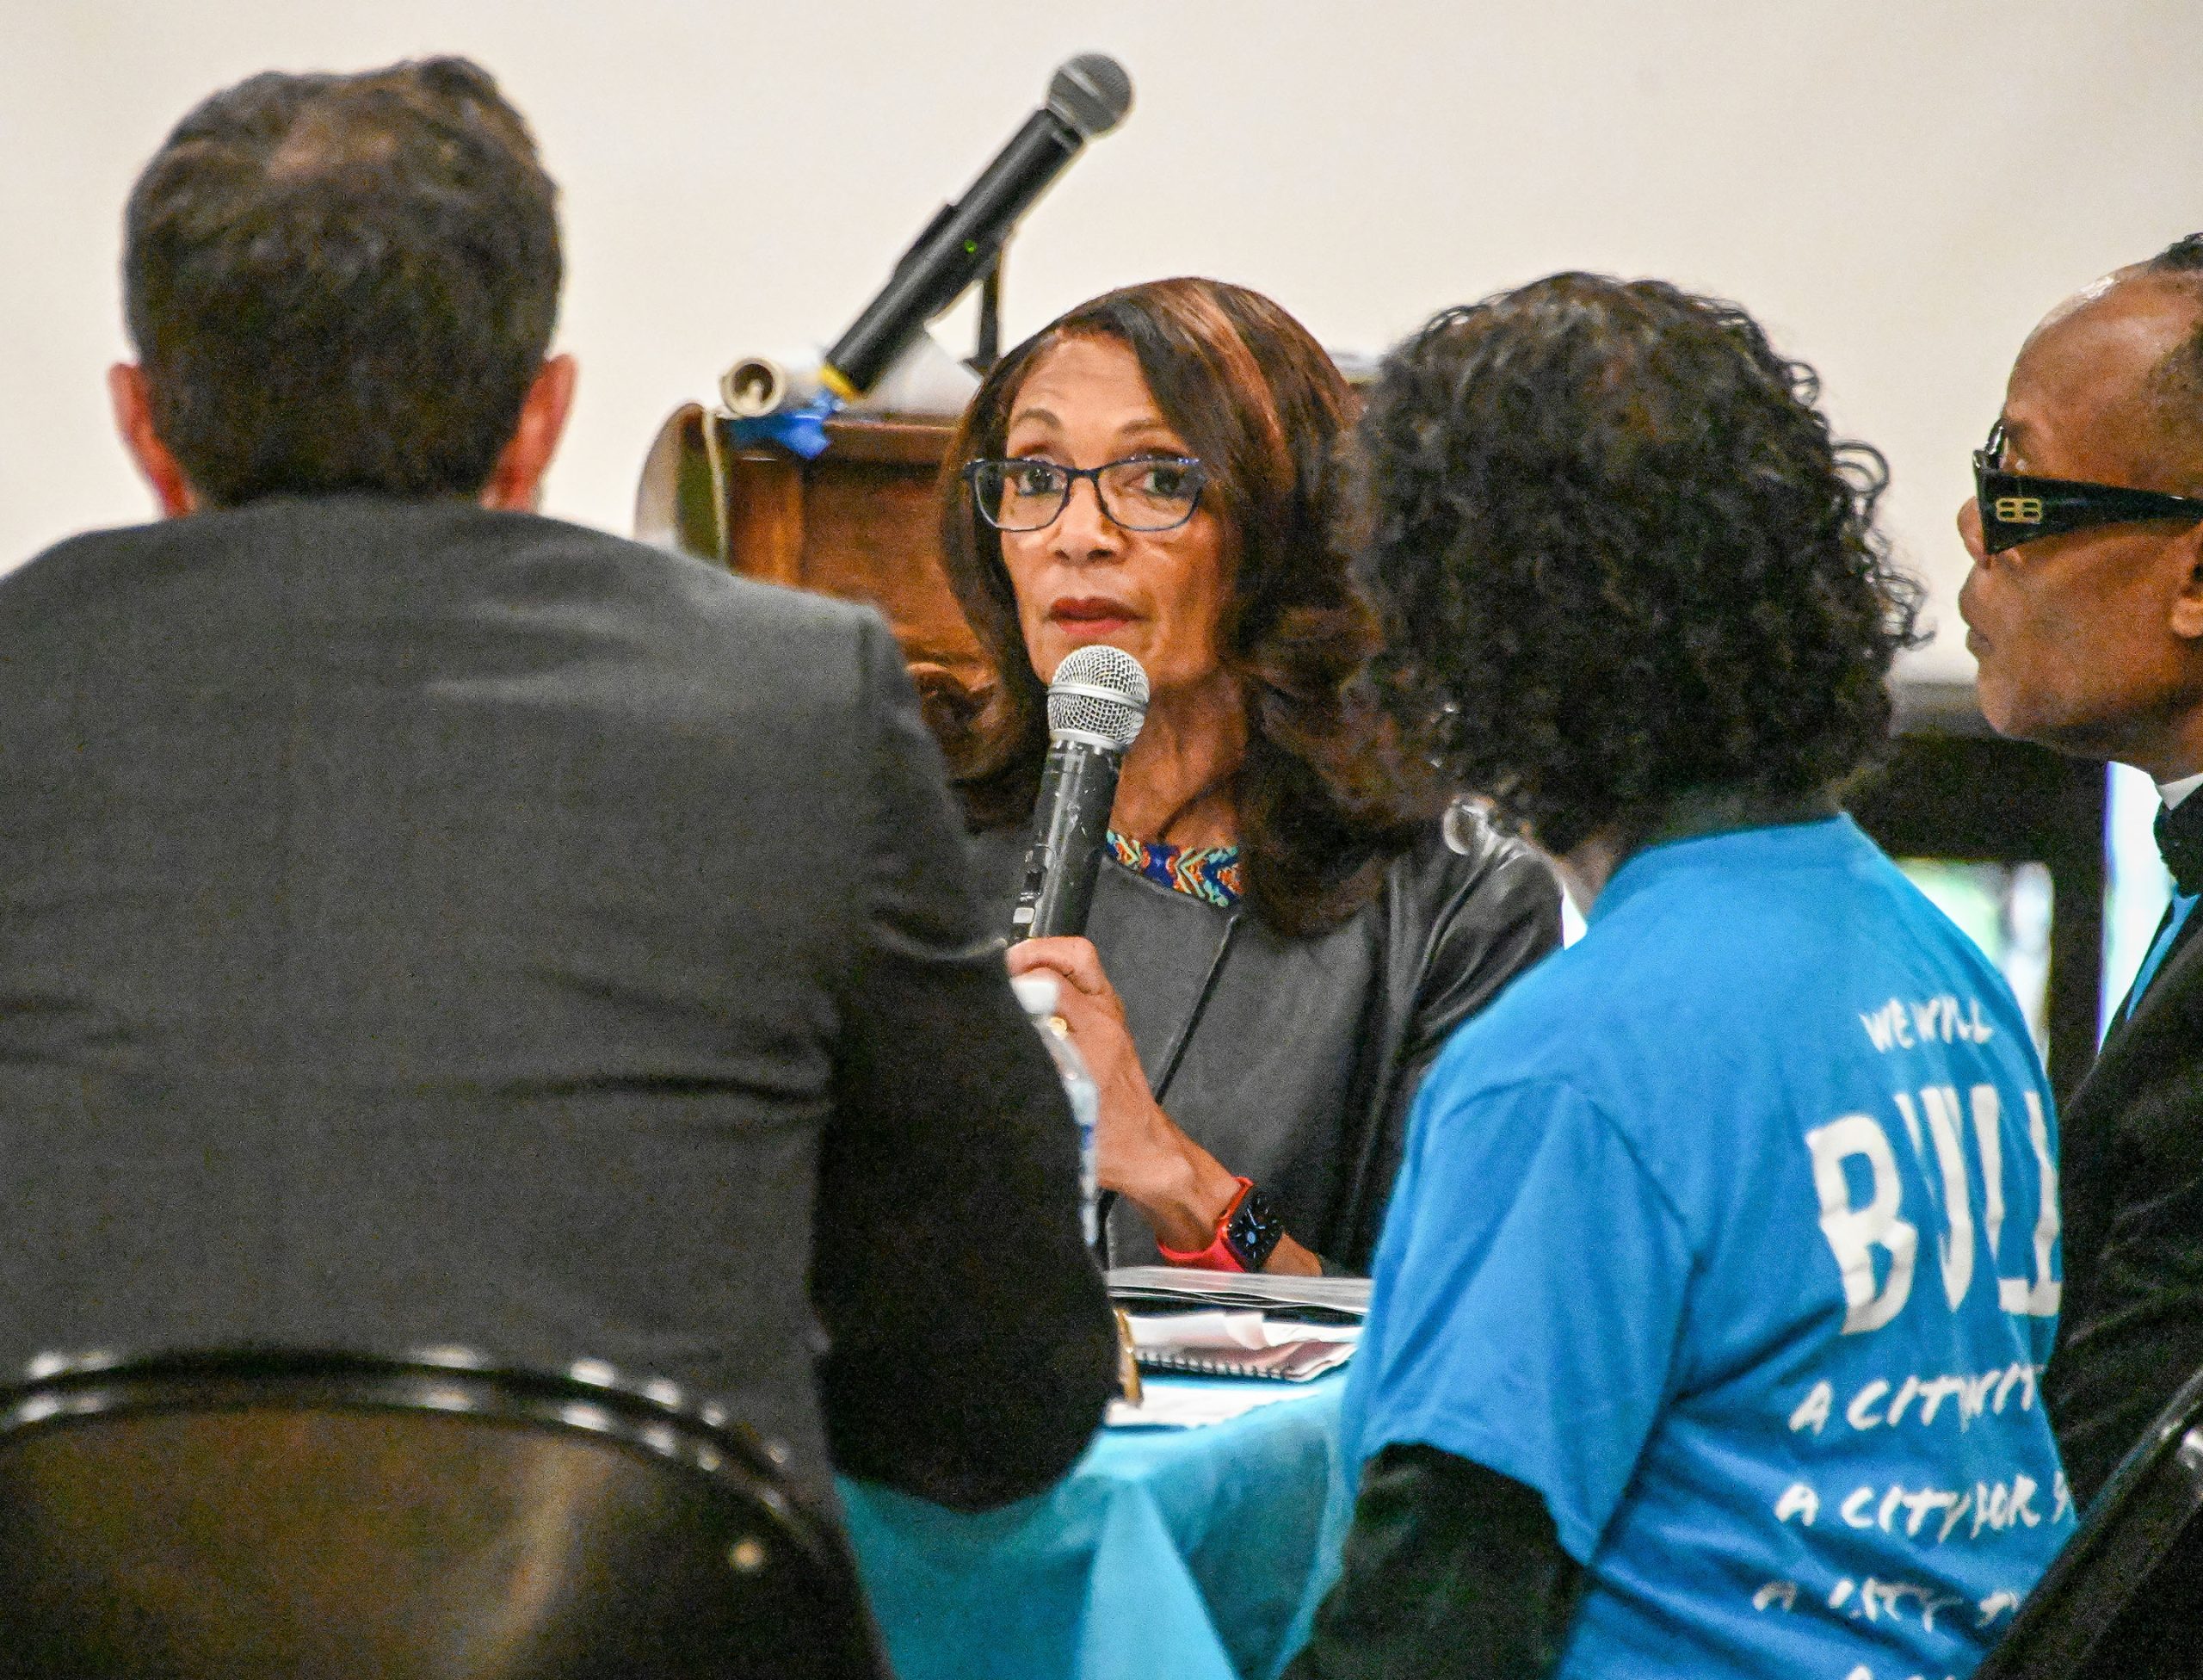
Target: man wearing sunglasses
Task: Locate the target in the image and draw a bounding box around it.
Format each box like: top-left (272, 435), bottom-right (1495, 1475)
top-left (1959, 232), bottom-right (2203, 1505)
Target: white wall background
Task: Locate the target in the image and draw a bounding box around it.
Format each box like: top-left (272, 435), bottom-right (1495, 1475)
top-left (5, 1), bottom-right (2201, 679)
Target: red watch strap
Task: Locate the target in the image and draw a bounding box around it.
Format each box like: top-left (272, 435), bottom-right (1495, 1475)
top-left (1156, 1177), bottom-right (1254, 1272)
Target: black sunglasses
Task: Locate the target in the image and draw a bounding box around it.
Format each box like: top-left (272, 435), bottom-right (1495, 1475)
top-left (1972, 420), bottom-right (2203, 554)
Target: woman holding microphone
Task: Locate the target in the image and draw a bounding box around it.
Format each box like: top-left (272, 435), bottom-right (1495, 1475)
top-left (934, 276), bottom-right (1558, 1275)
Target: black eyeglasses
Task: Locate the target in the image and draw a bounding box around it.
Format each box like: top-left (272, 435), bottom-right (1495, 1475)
top-left (964, 455), bottom-right (1210, 534)
top-left (1973, 420), bottom-right (2203, 554)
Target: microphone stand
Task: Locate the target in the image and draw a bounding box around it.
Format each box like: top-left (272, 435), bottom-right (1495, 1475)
top-left (969, 247), bottom-right (1006, 375)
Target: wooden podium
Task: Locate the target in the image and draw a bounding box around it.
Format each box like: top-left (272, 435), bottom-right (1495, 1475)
top-left (635, 404), bottom-right (991, 703)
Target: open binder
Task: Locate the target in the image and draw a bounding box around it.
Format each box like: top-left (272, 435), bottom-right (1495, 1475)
top-left (1108, 1266), bottom-right (1370, 1382)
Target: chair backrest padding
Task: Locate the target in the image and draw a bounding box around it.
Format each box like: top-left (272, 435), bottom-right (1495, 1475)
top-left (0, 1352), bottom-right (887, 1680)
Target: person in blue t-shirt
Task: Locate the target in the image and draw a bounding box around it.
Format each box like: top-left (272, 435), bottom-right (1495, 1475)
top-left (1285, 275), bottom-right (2072, 1680)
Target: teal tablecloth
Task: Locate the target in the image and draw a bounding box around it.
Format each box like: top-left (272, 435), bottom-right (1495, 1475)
top-left (839, 1374), bottom-right (1350, 1680)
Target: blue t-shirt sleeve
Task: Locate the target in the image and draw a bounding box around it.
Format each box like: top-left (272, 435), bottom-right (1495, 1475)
top-left (1354, 1076), bottom-right (1694, 1564)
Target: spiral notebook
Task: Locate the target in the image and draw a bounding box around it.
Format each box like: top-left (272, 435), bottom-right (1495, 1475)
top-left (1118, 1306), bottom-right (1361, 1382)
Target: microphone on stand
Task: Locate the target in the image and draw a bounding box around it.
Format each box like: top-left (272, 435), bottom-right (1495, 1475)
top-left (821, 54), bottom-right (1134, 400)
top-left (1009, 645), bottom-right (1150, 942)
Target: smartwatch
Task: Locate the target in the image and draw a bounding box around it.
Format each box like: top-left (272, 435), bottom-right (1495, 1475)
top-left (1157, 1177), bottom-right (1287, 1273)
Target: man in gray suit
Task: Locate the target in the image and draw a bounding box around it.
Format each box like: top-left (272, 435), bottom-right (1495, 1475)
top-left (0, 58), bottom-right (1113, 1512)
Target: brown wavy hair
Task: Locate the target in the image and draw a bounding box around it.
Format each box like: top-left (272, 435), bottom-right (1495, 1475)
top-left (934, 276), bottom-right (1427, 936)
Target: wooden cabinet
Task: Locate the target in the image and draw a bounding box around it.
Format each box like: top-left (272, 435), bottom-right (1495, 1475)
top-left (636, 404), bottom-right (990, 701)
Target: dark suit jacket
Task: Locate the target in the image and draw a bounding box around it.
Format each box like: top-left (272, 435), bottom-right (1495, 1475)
top-left (2046, 901), bottom-right (2203, 1504)
top-left (971, 811), bottom-right (1560, 1273)
top-left (0, 496), bottom-right (1114, 1510)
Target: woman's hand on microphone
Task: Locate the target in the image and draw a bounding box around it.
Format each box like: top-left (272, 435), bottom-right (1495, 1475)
top-left (1005, 936), bottom-right (1216, 1228)
top-left (1004, 936), bottom-right (1319, 1275)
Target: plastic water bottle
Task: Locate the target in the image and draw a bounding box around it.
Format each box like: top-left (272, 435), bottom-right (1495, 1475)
top-left (1010, 971), bottom-right (1101, 1249)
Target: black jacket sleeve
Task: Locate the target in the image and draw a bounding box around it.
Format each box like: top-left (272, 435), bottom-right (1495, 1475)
top-left (1402, 812), bottom-right (1564, 1072)
top-left (1333, 815), bottom-right (1563, 1269)
top-left (2048, 905), bottom-right (2203, 1506)
top-left (1285, 1444), bottom-right (1583, 1680)
top-left (810, 615), bottom-right (1118, 1510)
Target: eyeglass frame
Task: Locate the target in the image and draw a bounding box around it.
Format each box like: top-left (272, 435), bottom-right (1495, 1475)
top-left (961, 454), bottom-right (1212, 534)
top-left (1972, 419), bottom-right (2203, 555)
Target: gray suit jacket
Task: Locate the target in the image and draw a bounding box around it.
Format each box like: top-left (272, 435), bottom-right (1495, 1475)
top-left (0, 495), bottom-right (1114, 1510)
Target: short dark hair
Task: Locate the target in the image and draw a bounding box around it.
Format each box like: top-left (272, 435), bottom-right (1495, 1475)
top-left (1353, 273), bottom-right (1923, 856)
top-left (2148, 232), bottom-right (2203, 275)
top-left (2140, 234), bottom-right (2203, 467)
top-left (123, 57), bottom-right (560, 505)
top-left (937, 277), bottom-right (1427, 936)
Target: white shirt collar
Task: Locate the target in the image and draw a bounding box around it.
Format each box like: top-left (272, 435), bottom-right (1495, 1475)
top-left (2159, 770), bottom-right (2203, 811)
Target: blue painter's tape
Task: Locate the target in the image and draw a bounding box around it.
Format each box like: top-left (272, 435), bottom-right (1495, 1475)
top-left (728, 394), bottom-right (842, 460)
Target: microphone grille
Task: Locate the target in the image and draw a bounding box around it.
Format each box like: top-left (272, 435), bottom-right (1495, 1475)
top-left (1046, 645), bottom-right (1149, 750)
top-left (1046, 54), bottom-right (1133, 139)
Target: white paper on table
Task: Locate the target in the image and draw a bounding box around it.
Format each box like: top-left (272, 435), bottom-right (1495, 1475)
top-left (1122, 1311), bottom-right (1360, 1352)
top-left (1105, 1383), bottom-right (1324, 1430)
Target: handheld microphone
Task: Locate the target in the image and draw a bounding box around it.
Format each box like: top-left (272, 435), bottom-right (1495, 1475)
top-left (1009, 645), bottom-right (1150, 942)
top-left (821, 54), bottom-right (1133, 399)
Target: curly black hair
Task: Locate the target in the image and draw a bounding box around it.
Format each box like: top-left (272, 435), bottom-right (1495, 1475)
top-left (1353, 273), bottom-right (1923, 857)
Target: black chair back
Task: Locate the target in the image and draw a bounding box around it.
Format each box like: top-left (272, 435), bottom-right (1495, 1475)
top-left (0, 1347), bottom-right (892, 1680)
top-left (1976, 1363), bottom-right (2203, 1678)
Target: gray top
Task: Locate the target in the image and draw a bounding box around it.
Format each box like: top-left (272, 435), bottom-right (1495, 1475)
top-left (974, 807), bottom-right (1562, 1271)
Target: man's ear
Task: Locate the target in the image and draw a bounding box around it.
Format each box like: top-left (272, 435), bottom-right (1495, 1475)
top-left (2171, 524), bottom-right (2203, 642)
top-left (479, 353), bottom-right (577, 512)
top-left (108, 363), bottom-right (197, 518)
